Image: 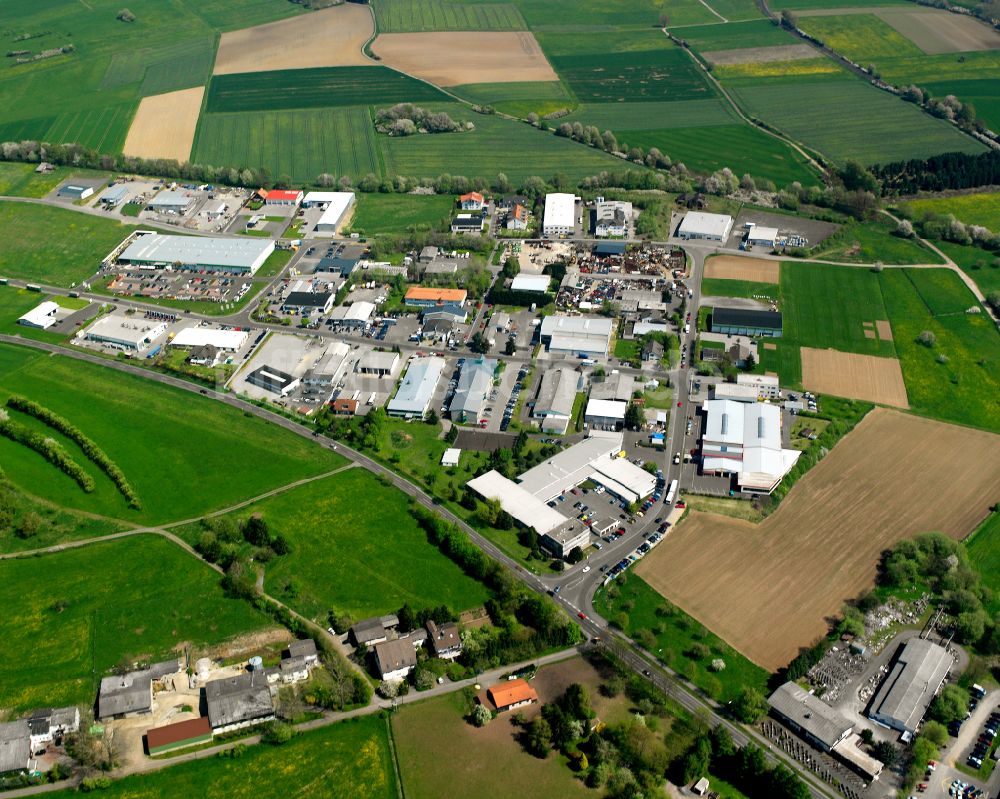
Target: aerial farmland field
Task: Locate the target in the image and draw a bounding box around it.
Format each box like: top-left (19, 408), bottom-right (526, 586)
top-left (637, 408), bottom-right (1000, 669)
top-left (373, 0), bottom-right (527, 31)
top-left (0, 535), bottom-right (274, 712)
top-left (907, 192), bottom-right (1000, 230)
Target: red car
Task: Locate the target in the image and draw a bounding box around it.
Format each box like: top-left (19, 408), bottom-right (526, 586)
top-left (577, 612), bottom-right (587, 620)
top-left (675, 501), bottom-right (686, 509)
top-left (677, 401), bottom-right (682, 407)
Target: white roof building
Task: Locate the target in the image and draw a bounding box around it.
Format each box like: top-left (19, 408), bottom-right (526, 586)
top-left (116, 233), bottom-right (274, 275)
top-left (677, 211), bottom-right (734, 241)
top-left (84, 314), bottom-right (167, 352)
top-left (304, 341), bottom-right (351, 386)
top-left (18, 301), bottom-right (60, 330)
top-left (543, 193), bottom-right (577, 235)
top-left (633, 321), bottom-right (668, 337)
top-left (746, 225), bottom-right (779, 246)
top-left (585, 398), bottom-right (627, 428)
top-left (387, 356), bottom-right (446, 418)
top-left (441, 448), bottom-right (461, 467)
top-left (171, 327), bottom-right (249, 351)
top-left (510, 274), bottom-right (552, 293)
top-left (311, 192), bottom-right (356, 232)
top-left (517, 434), bottom-right (621, 500)
top-left (540, 315), bottom-right (613, 356)
top-left (149, 190), bottom-right (193, 211)
top-left (329, 301), bottom-right (375, 326)
top-left (700, 399), bottom-right (800, 494)
top-left (467, 470), bottom-right (567, 534)
top-left (710, 383), bottom-right (759, 403)
top-left (736, 373), bottom-right (781, 398)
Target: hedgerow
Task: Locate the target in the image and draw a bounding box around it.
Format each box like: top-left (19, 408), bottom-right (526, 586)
top-left (0, 411), bottom-right (94, 492)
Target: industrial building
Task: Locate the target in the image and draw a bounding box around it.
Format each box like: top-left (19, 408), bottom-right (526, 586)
top-left (542, 193), bottom-right (577, 236)
top-left (590, 372), bottom-right (634, 403)
top-left (0, 721), bottom-right (32, 775)
top-left (466, 470), bottom-right (569, 535)
top-left (736, 373), bottom-right (781, 399)
top-left (387, 356), bottom-right (446, 418)
top-left (116, 232), bottom-right (275, 275)
top-left (744, 223), bottom-right (779, 249)
top-left (450, 357), bottom-right (496, 421)
top-left (18, 301), bottom-right (59, 330)
top-left (170, 326), bottom-right (248, 351)
top-left (246, 365), bottom-right (299, 397)
top-left (584, 398), bottom-right (627, 431)
top-left (711, 307), bottom-right (782, 338)
top-left (329, 300), bottom-right (375, 328)
top-left (56, 183), bottom-right (93, 201)
top-left (281, 291), bottom-right (334, 315)
top-left (532, 366), bottom-right (579, 435)
top-left (539, 314), bottom-right (614, 356)
top-left (677, 211), bottom-right (734, 241)
top-left (710, 383), bottom-right (760, 403)
top-left (358, 350), bottom-right (400, 377)
top-left (594, 200), bottom-right (632, 237)
top-left (262, 189), bottom-right (303, 206)
top-left (99, 184), bottom-right (129, 208)
top-left (868, 637), bottom-right (952, 735)
top-left (205, 671), bottom-right (275, 733)
top-left (303, 341), bottom-right (350, 387)
top-left (304, 191), bottom-right (355, 233)
top-left (510, 274), bottom-right (552, 293)
top-left (149, 190), bottom-right (194, 214)
top-left (97, 660), bottom-right (181, 720)
top-left (404, 287), bottom-right (467, 309)
top-left (84, 314), bottom-right (167, 353)
top-left (768, 682), bottom-right (853, 752)
top-left (699, 400), bottom-right (800, 494)
top-left (541, 523), bottom-right (592, 559)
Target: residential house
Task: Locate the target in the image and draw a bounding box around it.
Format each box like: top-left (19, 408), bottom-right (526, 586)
top-left (426, 620), bottom-right (462, 660)
top-left (506, 203), bottom-right (529, 231)
top-left (459, 192), bottom-right (485, 211)
top-left (374, 637), bottom-right (419, 682)
top-left (350, 614), bottom-right (400, 647)
top-left (487, 679), bottom-right (538, 712)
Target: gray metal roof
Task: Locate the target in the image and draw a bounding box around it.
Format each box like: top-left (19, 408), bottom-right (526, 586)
top-left (205, 671), bottom-right (274, 728)
top-left (287, 639), bottom-right (317, 660)
top-left (535, 366), bottom-right (578, 416)
top-left (0, 721), bottom-right (30, 774)
top-left (387, 357), bottom-right (446, 416)
top-left (118, 233), bottom-right (273, 271)
top-left (149, 190), bottom-right (192, 208)
top-left (869, 637), bottom-right (952, 733)
top-left (97, 672), bottom-right (152, 718)
top-left (451, 357), bottom-right (495, 417)
top-left (768, 682), bottom-right (853, 750)
top-left (374, 638), bottom-right (417, 677)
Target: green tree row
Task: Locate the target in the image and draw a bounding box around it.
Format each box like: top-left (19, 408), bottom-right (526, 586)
top-left (0, 412), bottom-right (94, 492)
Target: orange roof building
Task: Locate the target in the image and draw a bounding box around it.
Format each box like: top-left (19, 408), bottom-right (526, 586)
top-left (404, 287), bottom-right (468, 307)
top-left (487, 678), bottom-right (539, 712)
top-left (459, 191), bottom-right (485, 209)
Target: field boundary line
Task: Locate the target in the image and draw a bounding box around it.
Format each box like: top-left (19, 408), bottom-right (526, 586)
top-left (696, 0), bottom-right (729, 23)
top-left (384, 713), bottom-right (406, 799)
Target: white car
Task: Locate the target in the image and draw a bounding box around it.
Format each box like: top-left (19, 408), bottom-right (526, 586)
top-left (582, 565), bottom-right (591, 573)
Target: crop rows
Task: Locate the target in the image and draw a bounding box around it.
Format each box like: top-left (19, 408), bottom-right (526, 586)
top-left (549, 48), bottom-right (714, 103)
top-left (374, 0), bottom-right (526, 31)
top-left (42, 103), bottom-right (135, 152)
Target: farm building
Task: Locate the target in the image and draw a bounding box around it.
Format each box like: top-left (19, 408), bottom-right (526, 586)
top-left (26, 707), bottom-right (79, 749)
top-left (539, 314), bottom-right (613, 356)
top-left (281, 291), bottom-right (334, 315)
top-left (450, 214), bottom-right (483, 235)
top-left (488, 679), bottom-right (538, 712)
top-left (56, 183), bottom-right (94, 201)
top-left (287, 639), bottom-right (318, 664)
top-left (303, 341), bottom-right (350, 387)
top-left (247, 365), bottom-right (299, 397)
top-left (699, 400), bottom-right (800, 494)
top-left (677, 211), bottom-right (733, 241)
top-left (0, 721), bottom-right (31, 775)
top-left (507, 203), bottom-right (529, 230)
top-left (265, 655), bottom-right (310, 685)
top-left (427, 620), bottom-right (462, 659)
top-left (99, 184), bottom-right (129, 208)
top-left (262, 189), bottom-right (303, 206)
top-left (532, 365), bottom-right (579, 435)
top-left (205, 671), bottom-right (275, 733)
top-left (171, 326), bottom-right (248, 351)
top-left (868, 638), bottom-right (952, 735)
top-left (594, 200), bottom-right (632, 238)
top-left (466, 470), bottom-right (567, 535)
top-left (329, 300), bottom-right (375, 329)
top-left (84, 314), bottom-right (167, 353)
top-left (510, 274), bottom-right (551, 293)
top-left (590, 372), bottom-right (634, 403)
top-left (357, 350), bottom-right (400, 377)
top-left (374, 637), bottom-right (420, 682)
top-left (306, 191), bottom-right (355, 233)
top-left (387, 356), bottom-right (446, 418)
top-left (404, 287), bottom-right (467, 308)
top-left (736, 373), bottom-right (781, 399)
top-left (459, 191), bottom-right (485, 211)
top-left (584, 398), bottom-right (627, 431)
top-left (145, 717), bottom-right (212, 756)
top-left (116, 232), bottom-right (275, 275)
top-left (18, 301), bottom-right (59, 330)
top-left (149, 191), bottom-right (194, 214)
top-left (541, 522), bottom-right (591, 559)
top-left (543, 193), bottom-right (577, 236)
top-left (350, 615), bottom-right (399, 647)
top-left (450, 357), bottom-right (496, 421)
top-left (711, 307), bottom-right (782, 338)
top-left (744, 223), bottom-right (779, 249)
top-left (768, 682), bottom-right (853, 752)
top-left (97, 660), bottom-right (181, 720)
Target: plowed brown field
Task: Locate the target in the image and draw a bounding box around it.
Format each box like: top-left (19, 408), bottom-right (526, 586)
top-left (123, 87), bottom-right (203, 162)
top-left (704, 255), bottom-right (780, 283)
top-left (637, 409), bottom-right (1000, 670)
top-left (801, 347), bottom-right (909, 408)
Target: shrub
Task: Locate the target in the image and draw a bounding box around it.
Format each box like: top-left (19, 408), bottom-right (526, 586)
top-left (0, 411), bottom-right (94, 492)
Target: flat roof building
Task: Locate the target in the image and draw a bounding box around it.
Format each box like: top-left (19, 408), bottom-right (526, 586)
top-left (329, 300), bottom-right (375, 328)
top-left (18, 301), bottom-right (60, 330)
top-left (710, 383), bottom-right (759, 403)
top-left (451, 214), bottom-right (484, 235)
top-left (768, 682), bottom-right (853, 752)
top-left (532, 366), bottom-right (579, 435)
top-left (358, 350), bottom-right (399, 377)
top-left (585, 398), bottom-right (627, 431)
top-left (868, 637), bottom-right (952, 735)
top-left (700, 399), bottom-right (800, 494)
top-left (117, 233), bottom-right (274, 275)
top-left (745, 224), bottom-right (779, 248)
top-left (149, 190), bottom-right (193, 214)
top-left (171, 326), bottom-right (248, 351)
top-left (310, 192), bottom-right (355, 233)
top-left (539, 314), bottom-right (613, 356)
top-left (404, 287), bottom-right (468, 308)
top-left (450, 357), bottom-right (495, 421)
top-left (736, 373), bottom-right (781, 398)
top-left (304, 341), bottom-right (350, 387)
top-left (712, 307), bottom-right (782, 338)
top-left (246, 365), bottom-right (299, 397)
top-left (590, 372), bottom-right (634, 403)
top-left (467, 470), bottom-right (567, 535)
top-left (541, 522), bottom-right (591, 559)
top-left (281, 291), bottom-right (334, 315)
top-left (677, 211), bottom-right (733, 241)
top-left (543, 193), bottom-right (577, 236)
top-left (387, 356), bottom-right (446, 418)
top-left (84, 314), bottom-right (166, 353)
top-left (510, 274), bottom-right (551, 293)
top-left (594, 200), bottom-right (632, 238)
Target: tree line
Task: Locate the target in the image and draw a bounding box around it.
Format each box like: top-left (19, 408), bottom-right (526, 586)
top-left (0, 409), bottom-right (94, 492)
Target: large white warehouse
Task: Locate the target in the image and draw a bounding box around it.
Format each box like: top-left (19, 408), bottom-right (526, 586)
top-left (542, 193), bottom-right (577, 237)
top-left (116, 233), bottom-right (274, 275)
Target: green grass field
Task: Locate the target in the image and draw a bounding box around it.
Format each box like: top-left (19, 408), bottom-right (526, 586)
top-left (923, 77), bottom-right (1000, 132)
top-left (796, 14), bottom-right (923, 62)
top-left (179, 469), bottom-right (490, 623)
top-left (451, 81), bottom-right (575, 117)
top-left (0, 164), bottom-right (109, 198)
top-left (730, 80), bottom-right (987, 165)
top-left (768, 0), bottom-right (909, 8)
top-left (517, 0), bottom-right (714, 28)
top-left (810, 219), bottom-right (939, 264)
top-left (0, 286), bottom-right (91, 343)
top-left (932, 242), bottom-right (1000, 296)
top-left (594, 573), bottom-right (770, 702)
top-left (382, 108), bottom-right (628, 182)
top-left (908, 192), bottom-right (1000, 231)
top-left (903, 267), bottom-right (982, 316)
top-left (879, 268), bottom-right (1000, 432)
top-left (49, 716), bottom-right (397, 799)
top-left (701, 277), bottom-right (779, 300)
top-left (0, 201), bottom-right (136, 286)
top-left (966, 512), bottom-right (1000, 614)
top-left (0, 343), bottom-right (346, 522)
top-left (566, 99), bottom-right (736, 130)
top-left (669, 19), bottom-right (799, 50)
top-left (373, 0), bottom-right (526, 31)
top-left (349, 193), bottom-right (453, 234)
top-left (205, 67), bottom-right (449, 113)
top-left (0, 535), bottom-right (272, 712)
top-left (780, 262), bottom-right (896, 356)
top-left (614, 125), bottom-right (819, 186)
top-left (192, 107), bottom-right (384, 183)
top-left (758, 339), bottom-right (803, 386)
